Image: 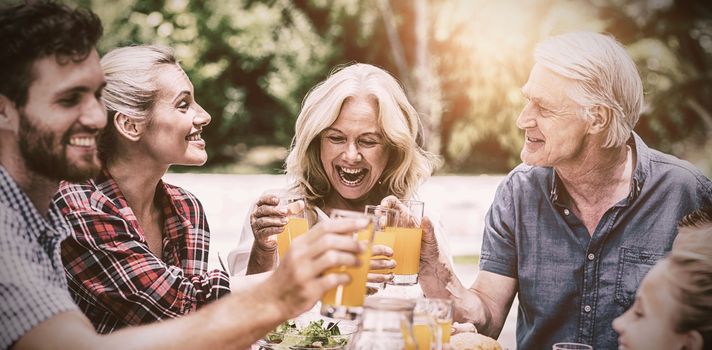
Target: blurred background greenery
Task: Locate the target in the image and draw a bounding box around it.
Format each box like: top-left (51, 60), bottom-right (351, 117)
top-left (72, 0), bottom-right (711, 175)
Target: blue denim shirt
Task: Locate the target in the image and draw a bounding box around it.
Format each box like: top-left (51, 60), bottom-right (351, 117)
top-left (479, 134), bottom-right (712, 350)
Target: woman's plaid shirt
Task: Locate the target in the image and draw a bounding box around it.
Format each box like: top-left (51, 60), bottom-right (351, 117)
top-left (54, 170), bottom-right (230, 333)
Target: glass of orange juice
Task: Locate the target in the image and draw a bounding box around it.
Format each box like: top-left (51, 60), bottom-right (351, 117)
top-left (414, 298), bottom-right (453, 350)
top-left (365, 205), bottom-right (399, 291)
top-left (390, 199), bottom-right (424, 285)
top-left (413, 299), bottom-right (437, 350)
top-left (275, 195), bottom-right (309, 261)
top-left (429, 298), bottom-right (453, 346)
top-left (320, 209), bottom-right (376, 320)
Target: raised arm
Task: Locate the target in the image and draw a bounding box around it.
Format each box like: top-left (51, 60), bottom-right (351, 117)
top-left (15, 218), bottom-right (367, 350)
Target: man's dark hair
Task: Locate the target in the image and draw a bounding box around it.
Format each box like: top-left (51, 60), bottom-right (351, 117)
top-left (0, 1), bottom-right (103, 107)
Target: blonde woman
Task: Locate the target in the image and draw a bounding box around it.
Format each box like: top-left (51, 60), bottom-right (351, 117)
top-left (613, 206), bottom-right (712, 350)
top-left (52, 45), bottom-right (231, 333)
top-left (228, 63), bottom-right (446, 284)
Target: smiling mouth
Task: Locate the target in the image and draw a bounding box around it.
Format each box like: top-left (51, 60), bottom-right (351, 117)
top-left (68, 136), bottom-right (96, 147)
top-left (186, 132), bottom-right (202, 141)
top-left (526, 135), bottom-right (544, 143)
top-left (336, 165), bottom-right (368, 186)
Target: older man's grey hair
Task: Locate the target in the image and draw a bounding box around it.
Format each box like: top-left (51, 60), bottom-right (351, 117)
top-left (534, 32), bottom-right (644, 148)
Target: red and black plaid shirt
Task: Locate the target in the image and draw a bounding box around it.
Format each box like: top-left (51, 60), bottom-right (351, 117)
top-left (54, 170), bottom-right (230, 334)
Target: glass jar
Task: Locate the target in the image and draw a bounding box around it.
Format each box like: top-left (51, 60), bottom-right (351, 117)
top-left (349, 297), bottom-right (418, 350)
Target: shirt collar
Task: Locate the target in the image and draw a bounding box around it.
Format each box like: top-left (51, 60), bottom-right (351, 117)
top-left (550, 132), bottom-right (648, 204)
top-left (94, 169), bottom-right (192, 230)
top-left (0, 165), bottom-right (71, 238)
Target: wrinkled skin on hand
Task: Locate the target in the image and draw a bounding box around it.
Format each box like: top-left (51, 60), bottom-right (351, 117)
top-left (250, 194), bottom-right (306, 251)
top-left (380, 195), bottom-right (456, 299)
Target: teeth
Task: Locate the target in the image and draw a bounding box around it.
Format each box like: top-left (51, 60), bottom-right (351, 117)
top-left (341, 167), bottom-right (362, 174)
top-left (186, 133), bottom-right (202, 141)
top-left (68, 136), bottom-right (95, 147)
top-left (337, 166), bottom-right (367, 186)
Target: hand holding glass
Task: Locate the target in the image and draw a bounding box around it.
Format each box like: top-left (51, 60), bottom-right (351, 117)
top-left (320, 209), bottom-right (375, 319)
top-left (275, 195), bottom-right (309, 260)
top-left (365, 205), bottom-right (399, 291)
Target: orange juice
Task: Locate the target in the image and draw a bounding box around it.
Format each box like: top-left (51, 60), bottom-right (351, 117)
top-left (400, 319), bottom-right (418, 350)
top-left (390, 226), bottom-right (423, 275)
top-left (412, 323), bottom-right (432, 350)
top-left (321, 227), bottom-right (373, 307)
top-left (276, 217), bottom-right (309, 259)
top-left (370, 229), bottom-right (396, 274)
top-left (438, 319), bottom-right (452, 343)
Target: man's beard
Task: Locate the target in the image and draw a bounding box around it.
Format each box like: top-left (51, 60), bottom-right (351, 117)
top-left (18, 113), bottom-right (101, 183)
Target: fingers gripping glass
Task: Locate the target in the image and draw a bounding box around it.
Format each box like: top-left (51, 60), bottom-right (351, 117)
top-left (275, 195), bottom-right (308, 261)
top-left (320, 209), bottom-right (376, 320)
top-left (365, 205), bottom-right (399, 292)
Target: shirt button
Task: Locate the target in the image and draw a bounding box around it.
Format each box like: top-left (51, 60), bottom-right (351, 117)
top-left (584, 305), bottom-right (592, 312)
top-left (563, 208), bottom-right (570, 216)
top-left (587, 253), bottom-right (595, 261)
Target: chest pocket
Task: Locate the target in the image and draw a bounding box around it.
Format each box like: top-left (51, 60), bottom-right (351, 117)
top-left (615, 247), bottom-right (665, 308)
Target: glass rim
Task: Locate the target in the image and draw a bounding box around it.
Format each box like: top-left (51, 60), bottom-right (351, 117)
top-left (364, 205), bottom-right (399, 215)
top-left (552, 342), bottom-right (593, 349)
top-left (364, 297), bottom-right (416, 311)
top-left (420, 297), bottom-right (453, 306)
top-left (329, 208), bottom-right (371, 219)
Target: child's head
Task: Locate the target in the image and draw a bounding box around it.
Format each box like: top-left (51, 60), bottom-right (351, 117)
top-left (613, 206), bottom-right (712, 350)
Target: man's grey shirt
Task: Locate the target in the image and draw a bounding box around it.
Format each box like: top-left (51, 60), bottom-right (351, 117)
top-left (479, 134), bottom-right (712, 350)
top-left (0, 166), bottom-right (77, 349)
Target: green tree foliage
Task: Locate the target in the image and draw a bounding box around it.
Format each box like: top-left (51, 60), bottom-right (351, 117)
top-left (74, 0), bottom-right (710, 174)
top-left (594, 0), bottom-right (712, 173)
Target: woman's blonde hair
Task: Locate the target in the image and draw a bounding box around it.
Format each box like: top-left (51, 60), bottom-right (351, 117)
top-left (666, 206), bottom-right (712, 346)
top-left (285, 63), bottom-right (440, 205)
top-left (98, 44), bottom-right (177, 163)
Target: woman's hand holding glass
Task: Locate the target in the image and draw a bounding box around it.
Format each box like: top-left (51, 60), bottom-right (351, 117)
top-left (250, 193), bottom-right (306, 254)
top-left (365, 205), bottom-right (399, 291)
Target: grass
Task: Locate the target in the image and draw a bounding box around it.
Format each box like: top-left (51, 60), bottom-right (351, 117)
top-left (453, 254), bottom-right (480, 265)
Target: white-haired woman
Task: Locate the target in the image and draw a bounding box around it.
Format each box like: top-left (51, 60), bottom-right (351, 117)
top-left (54, 45), bottom-right (227, 333)
top-left (228, 63), bottom-right (446, 288)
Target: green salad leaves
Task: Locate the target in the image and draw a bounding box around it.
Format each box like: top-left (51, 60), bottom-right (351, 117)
top-left (263, 320), bottom-right (348, 349)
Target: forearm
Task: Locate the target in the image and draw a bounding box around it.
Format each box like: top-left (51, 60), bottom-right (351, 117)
top-left (230, 270), bottom-right (272, 292)
top-left (419, 259), bottom-right (486, 326)
top-left (454, 287), bottom-right (501, 337)
top-left (419, 260), bottom-right (509, 338)
top-left (246, 242), bottom-right (277, 274)
top-left (107, 286), bottom-right (284, 350)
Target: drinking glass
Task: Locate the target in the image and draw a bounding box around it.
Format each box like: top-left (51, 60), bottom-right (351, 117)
top-left (552, 343), bottom-right (593, 350)
top-left (390, 199), bottom-right (424, 285)
top-left (320, 209), bottom-right (376, 319)
top-left (275, 195), bottom-right (309, 261)
top-left (426, 298), bottom-right (453, 346)
top-left (414, 298), bottom-right (453, 350)
top-left (413, 302), bottom-right (436, 350)
top-left (350, 297), bottom-right (417, 350)
top-left (365, 205), bottom-right (399, 291)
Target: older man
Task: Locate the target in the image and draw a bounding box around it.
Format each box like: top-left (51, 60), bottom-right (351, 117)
top-left (0, 2), bottom-right (363, 349)
top-left (418, 32), bottom-right (712, 349)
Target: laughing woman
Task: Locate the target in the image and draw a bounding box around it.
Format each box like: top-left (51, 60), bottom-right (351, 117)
top-left (227, 63), bottom-right (448, 288)
top-left (54, 45), bottom-right (229, 333)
